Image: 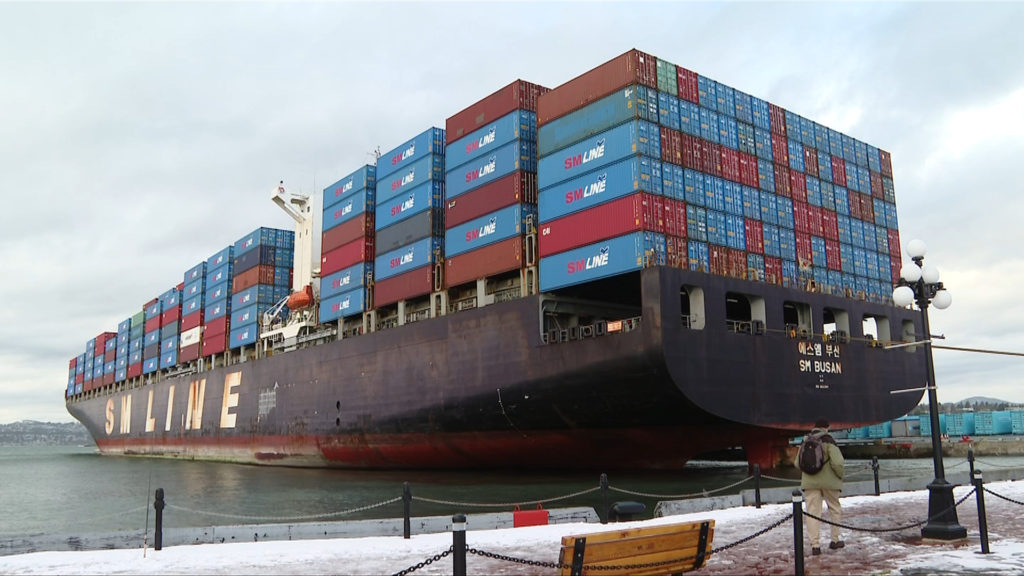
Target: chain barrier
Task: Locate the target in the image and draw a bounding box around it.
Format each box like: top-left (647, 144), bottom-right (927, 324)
top-left (464, 512), bottom-right (793, 571)
top-left (391, 546), bottom-right (453, 576)
top-left (61, 505), bottom-right (149, 526)
top-left (760, 473), bottom-right (799, 483)
top-left (166, 496), bottom-right (402, 522)
top-left (801, 487), bottom-right (977, 533)
top-left (975, 458), bottom-right (1023, 469)
top-left (983, 486), bottom-right (1024, 506)
top-left (607, 475), bottom-right (753, 499)
top-left (410, 486), bottom-right (600, 508)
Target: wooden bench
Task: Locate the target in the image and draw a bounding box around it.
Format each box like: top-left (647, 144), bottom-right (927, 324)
top-left (557, 519), bottom-right (715, 575)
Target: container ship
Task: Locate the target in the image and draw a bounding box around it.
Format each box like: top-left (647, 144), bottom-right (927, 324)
top-left (65, 49), bottom-right (926, 470)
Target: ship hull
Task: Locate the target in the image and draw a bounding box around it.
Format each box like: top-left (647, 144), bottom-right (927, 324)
top-left (68, 267), bottom-right (927, 469)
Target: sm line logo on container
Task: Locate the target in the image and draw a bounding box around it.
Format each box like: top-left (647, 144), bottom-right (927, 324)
top-left (568, 246), bottom-right (610, 274)
top-left (331, 296), bottom-right (352, 313)
top-left (334, 199), bottom-right (354, 220)
top-left (391, 193), bottom-right (414, 216)
top-left (391, 141), bottom-right (415, 166)
top-left (465, 155), bottom-right (497, 184)
top-left (465, 126), bottom-right (497, 155)
top-left (564, 138), bottom-right (605, 170)
top-left (390, 246), bottom-right (415, 269)
top-left (331, 272), bottom-right (352, 291)
top-left (465, 216), bottom-right (498, 243)
top-left (391, 169), bottom-right (415, 192)
top-left (565, 173), bottom-right (607, 205)
top-left (334, 179), bottom-right (354, 199)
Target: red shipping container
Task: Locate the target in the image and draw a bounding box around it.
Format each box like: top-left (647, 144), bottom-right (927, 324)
top-left (811, 206), bottom-right (826, 237)
top-left (859, 194), bottom-right (874, 222)
top-left (795, 232), bottom-right (813, 266)
top-left (104, 349), bottom-right (115, 363)
top-left (445, 236), bottom-right (525, 288)
top-left (181, 310), bottom-right (204, 332)
top-left (69, 357), bottom-right (78, 369)
top-left (880, 149), bottom-right (893, 177)
top-left (803, 147), bottom-right (819, 177)
top-left (765, 256), bottom-right (783, 285)
top-left (323, 213), bottom-right (373, 254)
top-left (374, 265), bottom-right (435, 307)
top-left (720, 147), bottom-right (740, 184)
top-left (663, 198), bottom-right (688, 238)
top-left (202, 332), bottom-right (228, 356)
top-left (539, 192), bottom-right (661, 257)
top-left (701, 141), bottom-right (722, 176)
top-left (176, 281), bottom-right (184, 292)
top-left (233, 264), bottom-right (276, 293)
top-left (204, 316), bottom-right (229, 338)
top-left (870, 170), bottom-right (883, 199)
top-left (738, 152), bottom-right (759, 188)
top-left (849, 192), bottom-right (862, 219)
top-left (890, 255), bottom-right (902, 283)
top-left (771, 132), bottom-right (789, 166)
top-left (537, 49), bottom-right (657, 126)
top-left (102, 373), bottom-right (114, 387)
top-left (888, 229), bottom-right (902, 260)
top-left (446, 80), bottom-right (549, 143)
top-left (831, 156), bottom-right (847, 187)
top-left (161, 305), bottom-right (180, 327)
top-left (790, 170), bottom-right (807, 203)
top-left (745, 218), bottom-right (764, 254)
top-left (144, 297), bottom-right (158, 309)
top-left (447, 171), bottom-right (537, 229)
top-left (676, 66), bottom-right (700, 104)
top-left (179, 343), bottom-right (201, 363)
top-left (826, 239), bottom-right (842, 271)
top-left (793, 201), bottom-right (810, 233)
top-left (144, 316), bottom-right (160, 334)
top-left (728, 248), bottom-right (747, 278)
top-left (680, 134), bottom-right (699, 169)
top-left (709, 245), bottom-right (729, 275)
top-left (127, 363), bottom-right (141, 379)
top-left (822, 211), bottom-right (839, 240)
top-left (775, 164), bottom-right (792, 198)
top-left (665, 236), bottom-right (688, 268)
top-left (322, 237), bottom-right (374, 277)
top-left (769, 103), bottom-right (787, 136)
top-left (75, 373), bottom-right (84, 384)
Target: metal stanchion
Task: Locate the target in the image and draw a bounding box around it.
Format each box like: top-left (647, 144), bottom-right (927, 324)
top-left (754, 464), bottom-right (762, 509)
top-left (154, 488), bottom-right (165, 551)
top-left (973, 470), bottom-right (989, 554)
top-left (600, 473), bottom-right (609, 524)
top-left (403, 482), bottom-right (411, 540)
top-left (452, 514), bottom-right (467, 576)
top-left (872, 456), bottom-right (880, 496)
top-left (792, 490), bottom-right (804, 576)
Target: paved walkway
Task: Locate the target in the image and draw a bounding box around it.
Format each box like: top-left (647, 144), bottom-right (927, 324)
top-left (456, 485), bottom-right (1024, 575)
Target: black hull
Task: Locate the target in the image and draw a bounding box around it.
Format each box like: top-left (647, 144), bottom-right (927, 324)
top-left (67, 266), bottom-right (927, 469)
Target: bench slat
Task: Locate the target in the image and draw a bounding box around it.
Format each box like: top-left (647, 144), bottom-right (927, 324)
top-left (556, 520), bottom-right (715, 576)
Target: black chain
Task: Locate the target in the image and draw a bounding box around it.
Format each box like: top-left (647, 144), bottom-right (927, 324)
top-left (467, 513), bottom-right (794, 571)
top-left (984, 486), bottom-right (1024, 506)
top-left (801, 488), bottom-right (976, 533)
top-left (392, 546), bottom-right (453, 576)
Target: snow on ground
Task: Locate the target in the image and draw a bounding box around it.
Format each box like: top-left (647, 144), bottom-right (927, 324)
top-left (3, 480), bottom-right (1024, 575)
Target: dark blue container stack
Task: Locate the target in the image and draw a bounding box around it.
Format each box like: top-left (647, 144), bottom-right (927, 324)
top-left (127, 310), bottom-right (144, 378)
top-left (443, 89), bottom-right (539, 289)
top-left (320, 165), bottom-right (376, 324)
top-left (228, 227), bottom-right (293, 349)
top-left (372, 127), bottom-right (446, 307)
top-left (114, 317), bottom-right (131, 382)
top-left (203, 245), bottom-right (235, 356)
top-left (158, 286), bottom-right (182, 370)
top-left (142, 299), bottom-right (162, 375)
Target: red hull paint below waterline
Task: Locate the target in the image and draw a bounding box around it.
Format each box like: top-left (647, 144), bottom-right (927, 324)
top-left (69, 267), bottom-right (928, 470)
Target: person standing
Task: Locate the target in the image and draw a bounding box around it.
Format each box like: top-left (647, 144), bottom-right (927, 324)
top-left (797, 418), bottom-right (845, 555)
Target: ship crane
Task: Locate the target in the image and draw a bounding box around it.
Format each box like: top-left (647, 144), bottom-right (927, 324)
top-left (260, 181), bottom-right (320, 352)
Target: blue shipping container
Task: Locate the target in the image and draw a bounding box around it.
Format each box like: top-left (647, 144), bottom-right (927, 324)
top-left (448, 109), bottom-right (537, 170)
top-left (320, 286), bottom-right (370, 323)
top-left (323, 187), bottom-right (373, 232)
top-left (445, 139), bottom-right (536, 200)
top-left (539, 231), bottom-right (664, 292)
top-left (183, 277), bottom-right (205, 300)
top-left (205, 280), bottom-right (231, 304)
top-left (235, 227), bottom-right (289, 257)
top-left (321, 263), bottom-right (372, 301)
top-left (538, 120), bottom-right (660, 190)
top-left (323, 164), bottom-right (376, 210)
top-left (374, 236), bottom-right (443, 282)
top-left (376, 180), bottom-right (443, 230)
top-left (538, 155), bottom-right (661, 222)
top-left (204, 299), bottom-right (231, 321)
top-left (376, 153), bottom-right (445, 204)
top-left (376, 127), bottom-right (445, 181)
top-left (143, 357), bottom-right (159, 375)
top-left (445, 203), bottom-right (536, 258)
top-left (232, 284), bottom-right (283, 310)
top-left (229, 323), bottom-right (259, 349)
top-left (206, 245), bottom-right (234, 270)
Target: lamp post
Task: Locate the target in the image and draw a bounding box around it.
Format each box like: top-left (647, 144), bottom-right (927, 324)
top-left (892, 239), bottom-right (966, 540)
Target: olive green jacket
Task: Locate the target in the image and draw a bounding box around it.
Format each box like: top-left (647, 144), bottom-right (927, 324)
top-left (797, 428), bottom-right (845, 491)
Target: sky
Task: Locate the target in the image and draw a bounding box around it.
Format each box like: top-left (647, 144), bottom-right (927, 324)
top-left (1, 1), bottom-right (1023, 423)
top-left (2, 479), bottom-right (1023, 574)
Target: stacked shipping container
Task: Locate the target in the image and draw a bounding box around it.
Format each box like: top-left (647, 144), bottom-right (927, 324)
top-left (179, 261), bottom-right (207, 363)
top-left (202, 245), bottom-right (234, 356)
top-left (320, 165), bottom-right (376, 323)
top-left (158, 286), bottom-right (182, 370)
top-left (142, 297), bottom-right (161, 375)
top-left (443, 80), bottom-right (547, 288)
top-left (228, 227), bottom-right (293, 349)
top-left (372, 128), bottom-right (446, 306)
top-left (127, 310), bottom-right (144, 379)
top-left (534, 49), bottom-right (899, 297)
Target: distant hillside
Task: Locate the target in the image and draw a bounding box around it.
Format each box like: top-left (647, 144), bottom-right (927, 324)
top-left (956, 396), bottom-right (1011, 407)
top-left (0, 420), bottom-right (93, 446)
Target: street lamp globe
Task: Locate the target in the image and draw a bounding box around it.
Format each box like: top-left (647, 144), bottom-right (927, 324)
top-left (892, 285), bottom-right (915, 307)
top-left (921, 264), bottom-right (941, 284)
top-left (901, 265), bottom-right (922, 283)
top-left (932, 289), bottom-right (952, 310)
top-left (907, 239), bottom-right (928, 259)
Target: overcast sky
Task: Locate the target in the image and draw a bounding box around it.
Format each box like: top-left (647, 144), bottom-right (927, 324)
top-left (1, 2), bottom-right (1022, 424)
